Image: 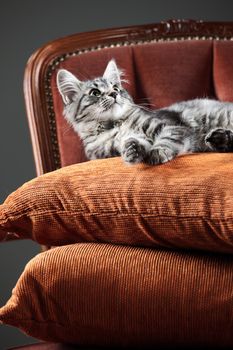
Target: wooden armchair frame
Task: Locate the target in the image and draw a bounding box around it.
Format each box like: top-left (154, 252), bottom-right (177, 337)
top-left (24, 19), bottom-right (233, 176)
top-left (4, 19), bottom-right (233, 242)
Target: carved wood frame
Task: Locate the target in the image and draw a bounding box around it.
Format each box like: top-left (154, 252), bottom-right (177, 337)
top-left (24, 19), bottom-right (233, 177)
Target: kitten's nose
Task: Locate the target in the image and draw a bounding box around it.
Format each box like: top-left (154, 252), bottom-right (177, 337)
top-left (109, 91), bottom-right (117, 99)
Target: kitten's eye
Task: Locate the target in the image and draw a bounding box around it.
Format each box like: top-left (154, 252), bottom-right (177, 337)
top-left (89, 88), bottom-right (101, 97)
top-left (113, 85), bottom-right (120, 92)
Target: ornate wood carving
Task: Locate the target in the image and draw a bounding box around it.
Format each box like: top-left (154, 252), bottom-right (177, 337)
top-left (125, 19), bottom-right (233, 41)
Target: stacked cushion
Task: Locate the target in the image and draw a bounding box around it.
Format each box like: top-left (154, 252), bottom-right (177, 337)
top-left (1, 243), bottom-right (233, 347)
top-left (1, 154), bottom-right (233, 346)
top-left (0, 154), bottom-right (233, 254)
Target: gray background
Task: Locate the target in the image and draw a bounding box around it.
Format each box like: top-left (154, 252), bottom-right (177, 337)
top-left (1, 0), bottom-right (233, 348)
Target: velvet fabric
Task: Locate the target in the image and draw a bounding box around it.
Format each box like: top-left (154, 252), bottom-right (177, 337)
top-left (51, 40), bottom-right (233, 167)
top-left (1, 243), bottom-right (233, 348)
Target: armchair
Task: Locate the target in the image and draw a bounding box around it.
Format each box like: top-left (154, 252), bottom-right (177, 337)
top-left (2, 19), bottom-right (233, 349)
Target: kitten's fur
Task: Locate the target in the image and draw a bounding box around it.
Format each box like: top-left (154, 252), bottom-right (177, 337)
top-left (57, 60), bottom-right (233, 165)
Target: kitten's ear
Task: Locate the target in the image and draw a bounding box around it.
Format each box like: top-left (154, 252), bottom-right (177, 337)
top-left (103, 59), bottom-right (122, 86)
top-left (57, 69), bottom-right (82, 105)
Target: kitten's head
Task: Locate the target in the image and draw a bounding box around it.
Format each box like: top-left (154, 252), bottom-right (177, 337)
top-left (57, 60), bottom-right (133, 124)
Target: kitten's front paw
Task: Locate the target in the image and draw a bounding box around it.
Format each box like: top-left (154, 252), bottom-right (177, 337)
top-left (148, 147), bottom-right (175, 165)
top-left (122, 138), bottom-right (145, 164)
top-left (205, 128), bottom-right (233, 152)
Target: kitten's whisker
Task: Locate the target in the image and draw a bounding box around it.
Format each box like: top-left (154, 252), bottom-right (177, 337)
top-left (121, 96), bottom-right (157, 113)
top-left (99, 100), bottom-right (112, 111)
top-left (76, 72), bottom-right (92, 80)
top-left (62, 123), bottom-right (73, 135)
top-left (138, 103), bottom-right (158, 109)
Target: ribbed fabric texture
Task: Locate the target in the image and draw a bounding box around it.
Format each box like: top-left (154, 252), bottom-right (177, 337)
top-left (0, 154), bottom-right (233, 254)
top-left (0, 243), bottom-right (233, 347)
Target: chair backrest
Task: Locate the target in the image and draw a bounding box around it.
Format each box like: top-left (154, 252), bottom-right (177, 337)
top-left (24, 19), bottom-right (233, 176)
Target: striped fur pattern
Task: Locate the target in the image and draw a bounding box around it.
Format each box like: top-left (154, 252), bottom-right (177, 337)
top-left (57, 60), bottom-right (233, 165)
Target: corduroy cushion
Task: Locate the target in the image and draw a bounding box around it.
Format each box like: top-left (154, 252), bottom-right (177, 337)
top-left (1, 243), bottom-right (233, 347)
top-left (0, 154), bottom-right (233, 253)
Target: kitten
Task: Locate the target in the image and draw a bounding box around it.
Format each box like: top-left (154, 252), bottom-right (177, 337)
top-left (57, 60), bottom-right (233, 165)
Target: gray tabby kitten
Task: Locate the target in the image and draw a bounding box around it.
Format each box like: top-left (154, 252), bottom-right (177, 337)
top-left (57, 60), bottom-right (233, 165)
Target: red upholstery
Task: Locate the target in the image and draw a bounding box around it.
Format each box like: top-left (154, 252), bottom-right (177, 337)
top-left (51, 40), bottom-right (233, 167)
top-left (214, 41), bottom-right (233, 100)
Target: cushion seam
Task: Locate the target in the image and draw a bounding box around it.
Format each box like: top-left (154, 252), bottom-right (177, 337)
top-left (1, 210), bottom-right (233, 221)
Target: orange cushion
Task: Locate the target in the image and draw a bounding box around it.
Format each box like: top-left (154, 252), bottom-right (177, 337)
top-left (0, 154), bottom-right (233, 254)
top-left (1, 243), bottom-right (233, 347)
